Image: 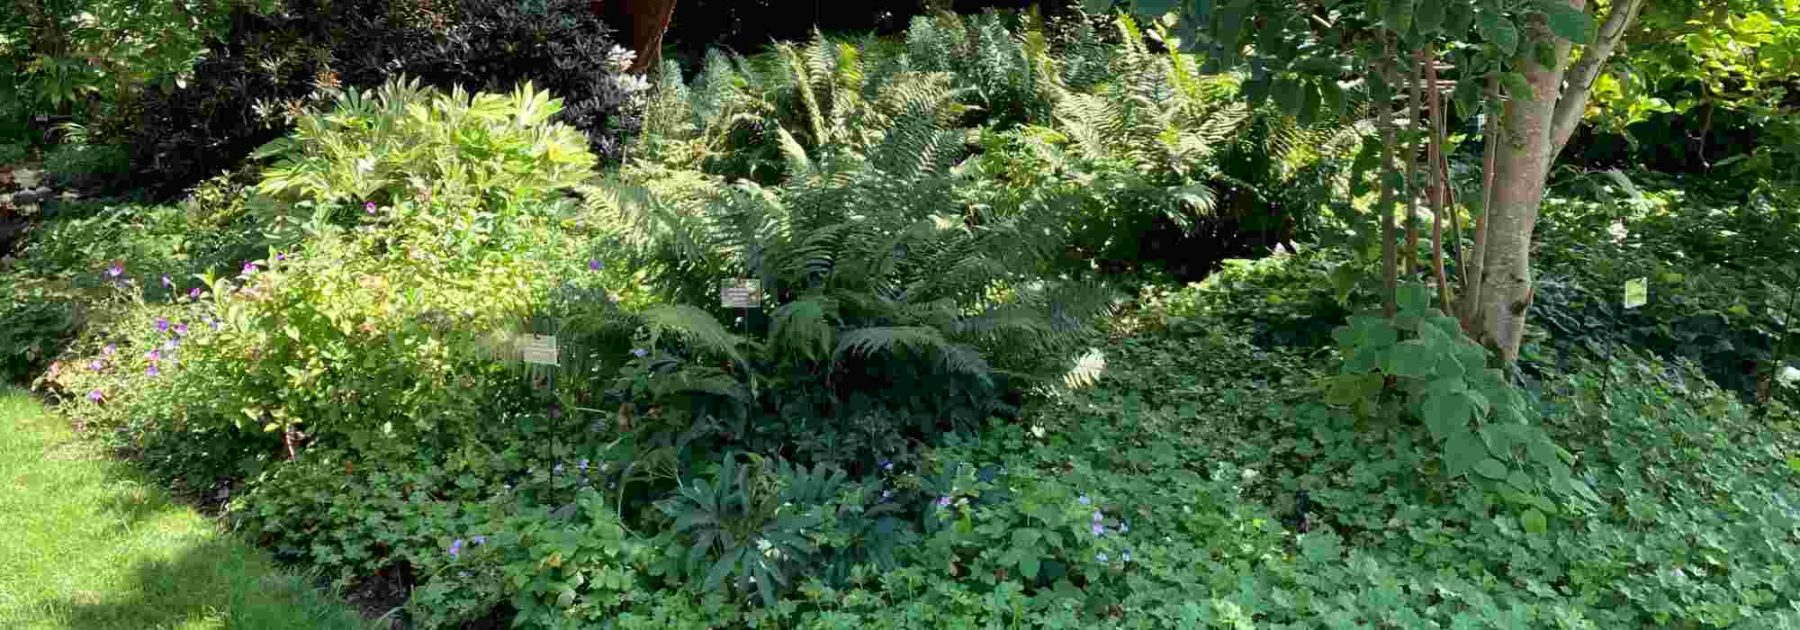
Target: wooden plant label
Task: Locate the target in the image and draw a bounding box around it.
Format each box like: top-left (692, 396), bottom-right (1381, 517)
top-left (520, 334), bottom-right (560, 366)
top-left (1623, 278), bottom-right (1648, 309)
top-left (719, 279), bottom-right (763, 308)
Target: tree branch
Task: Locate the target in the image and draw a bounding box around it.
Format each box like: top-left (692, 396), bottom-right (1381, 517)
top-left (1548, 0), bottom-right (1645, 159)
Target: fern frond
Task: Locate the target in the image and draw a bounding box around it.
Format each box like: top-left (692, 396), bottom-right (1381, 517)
top-left (770, 298), bottom-right (837, 363)
top-left (643, 304), bottom-right (747, 365)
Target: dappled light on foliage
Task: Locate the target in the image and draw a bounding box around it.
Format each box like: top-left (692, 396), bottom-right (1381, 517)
top-left (0, 0), bottom-right (1796, 627)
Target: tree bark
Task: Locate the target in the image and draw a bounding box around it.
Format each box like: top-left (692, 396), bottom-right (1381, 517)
top-left (1547, 0), bottom-right (1646, 160)
top-left (1470, 10), bottom-right (1577, 361)
top-left (1426, 48), bottom-right (1451, 312)
top-left (1375, 66), bottom-right (1400, 318)
top-left (1403, 52), bottom-right (1424, 279)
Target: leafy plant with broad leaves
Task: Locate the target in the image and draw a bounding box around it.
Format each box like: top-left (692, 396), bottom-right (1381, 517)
top-left (1327, 284), bottom-right (1592, 523)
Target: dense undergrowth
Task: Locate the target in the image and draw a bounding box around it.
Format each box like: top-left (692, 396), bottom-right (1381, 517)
top-left (2, 5), bottom-right (1798, 628)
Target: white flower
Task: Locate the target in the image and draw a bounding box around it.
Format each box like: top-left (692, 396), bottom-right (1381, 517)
top-left (1609, 221), bottom-right (1629, 243)
top-left (1778, 366), bottom-right (1800, 387)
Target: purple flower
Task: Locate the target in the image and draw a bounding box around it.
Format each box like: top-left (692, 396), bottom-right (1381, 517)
top-left (1078, 494), bottom-right (1091, 506)
top-left (103, 344), bottom-right (116, 356)
top-left (364, 201), bottom-right (377, 214)
top-left (1096, 552), bottom-right (1109, 563)
top-left (937, 496), bottom-right (952, 508)
top-left (145, 349), bottom-right (161, 361)
top-left (577, 459), bottom-right (589, 472)
top-left (146, 365), bottom-right (160, 377)
top-left (276, 252), bottom-right (286, 261)
top-left (553, 463), bottom-right (565, 475)
top-left (161, 275), bottom-right (172, 288)
top-left (1092, 510), bottom-right (1103, 523)
top-left (88, 360), bottom-right (105, 372)
top-left (1091, 522), bottom-right (1105, 537)
top-left (155, 317), bottom-right (170, 333)
top-left (107, 262), bottom-right (124, 278)
top-left (174, 323), bottom-right (189, 336)
top-left (588, 259), bottom-right (603, 271)
top-left (163, 339), bottom-right (179, 351)
top-left (242, 261), bottom-right (256, 274)
top-left (87, 389), bottom-right (104, 402)
top-left (472, 535), bottom-right (486, 546)
top-left (208, 319), bottom-right (220, 330)
top-left (448, 538), bottom-right (465, 559)
top-left (880, 460), bottom-right (893, 471)
top-left (188, 288), bottom-right (202, 299)
top-left (631, 348), bottom-right (648, 358)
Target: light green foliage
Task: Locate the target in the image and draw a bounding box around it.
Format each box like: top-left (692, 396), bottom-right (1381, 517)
top-left (1329, 284), bottom-right (1580, 510)
top-left (255, 79), bottom-right (598, 216)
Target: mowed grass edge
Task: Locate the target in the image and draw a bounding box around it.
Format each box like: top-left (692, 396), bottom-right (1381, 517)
top-left (0, 387), bottom-right (369, 630)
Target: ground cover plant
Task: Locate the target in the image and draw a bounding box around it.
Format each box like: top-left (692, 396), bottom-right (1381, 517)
top-left (1, 1), bottom-right (1797, 628)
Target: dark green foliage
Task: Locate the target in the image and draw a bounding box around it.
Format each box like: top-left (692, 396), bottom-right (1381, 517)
top-left (128, 0), bottom-right (639, 197)
top-left (1531, 175), bottom-right (1800, 401)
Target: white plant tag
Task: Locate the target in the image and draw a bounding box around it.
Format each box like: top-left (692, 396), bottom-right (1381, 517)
top-left (520, 334), bottom-right (559, 366)
top-left (1624, 277), bottom-right (1648, 309)
top-left (720, 279), bottom-right (763, 308)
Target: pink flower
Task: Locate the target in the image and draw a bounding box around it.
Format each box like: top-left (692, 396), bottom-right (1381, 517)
top-left (106, 262), bottom-right (124, 278)
top-left (364, 201), bottom-right (377, 214)
top-left (87, 390), bottom-right (104, 402)
top-left (188, 287), bottom-right (202, 299)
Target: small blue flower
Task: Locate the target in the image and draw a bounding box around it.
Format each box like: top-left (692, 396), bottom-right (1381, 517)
top-left (631, 347), bottom-right (648, 358)
top-left (1121, 549), bottom-right (1132, 563)
top-left (1096, 552), bottom-right (1109, 563)
top-left (1078, 494), bottom-right (1091, 506)
top-left (1091, 522), bottom-right (1105, 537)
top-left (161, 275), bottom-right (172, 288)
top-left (937, 496), bottom-right (952, 508)
top-left (163, 339), bottom-right (178, 351)
top-left (880, 459), bottom-right (893, 471)
top-left (472, 535), bottom-right (486, 546)
top-left (577, 459), bottom-right (590, 472)
top-left (553, 463), bottom-right (565, 475)
top-left (881, 489), bottom-right (894, 501)
top-left (103, 344), bottom-right (116, 356)
top-left (146, 365), bottom-right (160, 377)
top-left (1092, 510), bottom-right (1103, 523)
top-left (1120, 519), bottom-right (1130, 534)
top-left (448, 538), bottom-right (465, 559)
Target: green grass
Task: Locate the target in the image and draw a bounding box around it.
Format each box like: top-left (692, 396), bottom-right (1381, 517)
top-left (0, 388), bottom-right (369, 629)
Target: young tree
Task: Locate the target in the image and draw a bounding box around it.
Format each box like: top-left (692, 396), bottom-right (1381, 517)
top-left (1113, 0), bottom-right (1647, 361)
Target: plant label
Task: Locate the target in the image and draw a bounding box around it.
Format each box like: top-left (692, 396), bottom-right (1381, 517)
top-left (1624, 277), bottom-right (1647, 309)
top-left (720, 279), bottom-right (763, 308)
top-left (520, 334), bottom-right (559, 366)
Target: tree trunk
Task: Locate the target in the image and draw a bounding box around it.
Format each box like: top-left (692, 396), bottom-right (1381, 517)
top-left (629, 0), bottom-right (680, 73)
top-left (1467, 13), bottom-right (1575, 361)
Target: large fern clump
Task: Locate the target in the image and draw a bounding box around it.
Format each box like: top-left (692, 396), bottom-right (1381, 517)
top-left (572, 10), bottom-right (1366, 470)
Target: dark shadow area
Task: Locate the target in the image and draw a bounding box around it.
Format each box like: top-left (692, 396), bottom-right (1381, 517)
top-left (51, 538), bottom-right (366, 630)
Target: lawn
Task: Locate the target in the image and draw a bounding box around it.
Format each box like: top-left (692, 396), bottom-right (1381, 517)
top-left (0, 388), bottom-right (368, 629)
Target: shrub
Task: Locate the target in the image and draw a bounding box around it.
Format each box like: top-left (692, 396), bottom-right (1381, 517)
top-left (128, 0), bottom-right (643, 197)
top-left (253, 79), bottom-right (598, 215)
